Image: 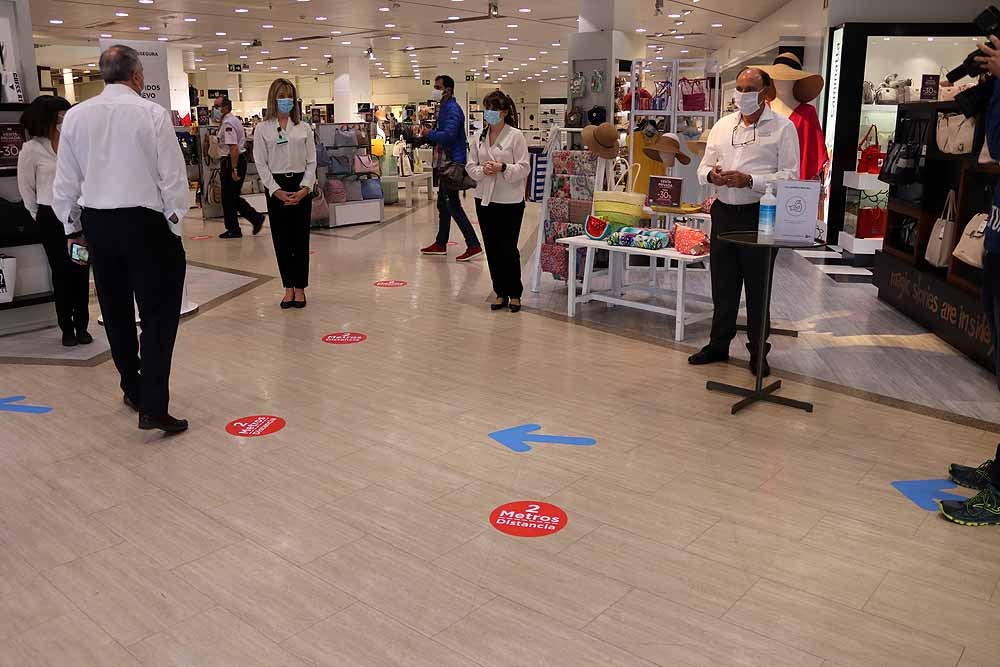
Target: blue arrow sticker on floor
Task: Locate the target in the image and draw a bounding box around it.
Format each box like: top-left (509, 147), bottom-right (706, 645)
top-left (488, 424), bottom-right (596, 453)
top-left (0, 396), bottom-right (52, 414)
top-left (891, 479), bottom-right (969, 511)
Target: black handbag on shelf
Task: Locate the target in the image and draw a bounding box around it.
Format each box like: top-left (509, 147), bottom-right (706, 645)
top-left (879, 116), bottom-right (930, 186)
top-left (0, 198), bottom-right (38, 245)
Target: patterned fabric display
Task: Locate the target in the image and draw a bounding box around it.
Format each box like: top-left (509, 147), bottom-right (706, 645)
top-left (568, 199), bottom-right (592, 224)
top-left (555, 223), bottom-right (584, 239)
top-left (548, 197), bottom-right (569, 224)
top-left (550, 150), bottom-right (598, 177)
top-left (569, 176), bottom-right (594, 200)
top-left (634, 235), bottom-right (665, 250)
top-left (540, 243), bottom-right (569, 276)
top-left (674, 225), bottom-right (710, 256)
top-left (550, 174), bottom-right (572, 199)
top-left (543, 218), bottom-right (559, 244)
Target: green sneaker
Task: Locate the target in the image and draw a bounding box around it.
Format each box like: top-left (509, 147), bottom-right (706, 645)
top-left (949, 459), bottom-right (993, 490)
top-left (939, 485), bottom-right (1000, 526)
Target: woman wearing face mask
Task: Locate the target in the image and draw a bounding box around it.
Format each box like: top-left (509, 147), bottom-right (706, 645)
top-left (253, 79), bottom-right (317, 309)
top-left (466, 91), bottom-right (530, 312)
top-left (17, 95), bottom-right (93, 346)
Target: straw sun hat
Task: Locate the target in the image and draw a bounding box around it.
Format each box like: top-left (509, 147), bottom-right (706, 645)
top-left (757, 52), bottom-right (824, 104)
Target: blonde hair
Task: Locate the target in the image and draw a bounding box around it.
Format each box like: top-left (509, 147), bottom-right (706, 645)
top-left (265, 78), bottom-right (300, 124)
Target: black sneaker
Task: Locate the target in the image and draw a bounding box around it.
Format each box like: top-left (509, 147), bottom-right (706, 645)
top-left (939, 485), bottom-right (1000, 526)
top-left (949, 459), bottom-right (993, 490)
top-left (219, 231), bottom-right (243, 239)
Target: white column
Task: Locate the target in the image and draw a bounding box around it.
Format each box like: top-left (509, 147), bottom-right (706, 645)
top-left (166, 47), bottom-right (191, 118)
top-left (62, 69), bottom-right (76, 104)
top-left (332, 56), bottom-right (372, 123)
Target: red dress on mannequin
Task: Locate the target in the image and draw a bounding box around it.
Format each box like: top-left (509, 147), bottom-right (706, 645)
top-left (787, 102), bottom-right (827, 181)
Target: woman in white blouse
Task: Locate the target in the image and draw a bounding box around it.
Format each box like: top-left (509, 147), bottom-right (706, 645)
top-left (466, 91), bottom-right (530, 312)
top-left (253, 79), bottom-right (316, 309)
top-left (16, 95), bottom-right (92, 346)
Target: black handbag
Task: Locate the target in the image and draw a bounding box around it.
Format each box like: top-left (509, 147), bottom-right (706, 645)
top-left (0, 198), bottom-right (37, 245)
top-left (437, 160), bottom-right (476, 191)
top-left (566, 107), bottom-right (584, 128)
top-left (879, 116), bottom-right (929, 185)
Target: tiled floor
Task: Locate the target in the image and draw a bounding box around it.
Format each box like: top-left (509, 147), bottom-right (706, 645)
top-left (0, 197), bottom-right (998, 666)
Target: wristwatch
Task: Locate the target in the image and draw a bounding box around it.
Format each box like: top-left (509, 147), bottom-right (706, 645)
top-left (746, 174), bottom-right (754, 190)
top-left (501, 162), bottom-right (507, 172)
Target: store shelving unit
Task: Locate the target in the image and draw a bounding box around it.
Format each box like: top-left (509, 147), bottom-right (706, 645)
top-left (317, 121), bottom-right (384, 228)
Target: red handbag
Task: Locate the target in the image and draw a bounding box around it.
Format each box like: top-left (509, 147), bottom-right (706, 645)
top-left (857, 125), bottom-right (885, 175)
top-left (857, 207), bottom-right (887, 238)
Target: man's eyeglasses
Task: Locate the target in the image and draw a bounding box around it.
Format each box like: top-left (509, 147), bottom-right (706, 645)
top-left (732, 122), bottom-right (758, 148)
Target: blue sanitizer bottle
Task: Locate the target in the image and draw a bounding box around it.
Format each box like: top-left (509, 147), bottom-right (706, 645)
top-left (758, 183), bottom-right (776, 237)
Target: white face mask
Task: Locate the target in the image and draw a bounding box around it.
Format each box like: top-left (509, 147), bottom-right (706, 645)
top-left (733, 90), bottom-right (763, 116)
top-left (431, 88), bottom-right (444, 102)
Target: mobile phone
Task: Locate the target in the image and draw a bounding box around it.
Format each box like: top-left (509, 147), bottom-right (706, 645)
top-left (70, 243), bottom-right (89, 264)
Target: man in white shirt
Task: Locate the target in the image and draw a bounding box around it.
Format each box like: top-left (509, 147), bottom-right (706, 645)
top-left (218, 98), bottom-right (265, 239)
top-left (689, 67), bottom-right (800, 376)
top-left (53, 44), bottom-right (190, 434)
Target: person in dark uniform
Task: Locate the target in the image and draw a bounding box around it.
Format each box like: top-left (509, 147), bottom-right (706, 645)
top-left (217, 98), bottom-right (265, 238)
top-left (689, 67), bottom-right (800, 377)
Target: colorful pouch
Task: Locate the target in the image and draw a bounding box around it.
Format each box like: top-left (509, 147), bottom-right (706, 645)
top-left (543, 218), bottom-right (559, 244)
top-left (541, 242), bottom-right (569, 276)
top-left (569, 199), bottom-right (592, 224)
top-left (549, 197), bottom-right (569, 224)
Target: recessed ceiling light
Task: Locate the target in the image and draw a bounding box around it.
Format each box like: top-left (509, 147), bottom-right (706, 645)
top-left (455, 41), bottom-right (465, 45)
top-left (635, 28), bottom-right (646, 33)
top-left (261, 50), bottom-right (270, 54)
top-left (341, 41), bottom-right (351, 45)
top-left (299, 45), bottom-right (308, 49)
top-left (100, 33), bottom-right (112, 37)
top-left (115, 12), bottom-right (128, 17)
top-left (552, 42), bottom-right (560, 46)
top-left (406, 45), bottom-right (415, 49)
top-left (927, 37), bottom-right (935, 41)
top-left (883, 37), bottom-right (891, 41)
top-left (241, 41), bottom-right (251, 46)
top-left (199, 67), bottom-right (206, 70)
top-left (711, 22), bottom-right (723, 27)
top-left (668, 12), bottom-right (681, 18)
top-left (235, 8), bottom-right (249, 13)
top-left (674, 35), bottom-right (685, 39)
top-left (288, 57), bottom-right (297, 61)
top-left (508, 37), bottom-right (517, 41)
top-left (378, 6), bottom-right (390, 10)
top-left (271, 66), bottom-right (278, 69)
top-left (444, 29), bottom-right (455, 33)
top-left (675, 21), bottom-right (684, 26)
top-left (561, 60), bottom-right (568, 63)
top-left (184, 17), bottom-right (196, 22)
top-left (506, 23), bottom-right (518, 27)
top-left (518, 7), bottom-right (531, 12)
top-left (683, 9), bottom-right (692, 14)
top-left (194, 58), bottom-right (203, 62)
top-left (262, 23), bottom-right (273, 28)
top-left (680, 49), bottom-right (689, 53)
top-left (282, 70), bottom-right (289, 73)
top-left (217, 48), bottom-right (227, 51)
top-left (513, 67), bottom-right (519, 70)
top-left (315, 16), bottom-right (327, 20)
top-left (138, 25), bottom-right (151, 30)
top-left (384, 23), bottom-right (395, 27)
top-left (300, 63), bottom-right (307, 66)
top-left (48, 18), bottom-right (64, 24)
top-left (330, 30), bottom-right (342, 34)
top-left (215, 32), bottom-right (226, 36)
top-left (391, 35), bottom-right (400, 39)
top-left (450, 57), bottom-right (458, 60)
top-left (528, 56), bottom-right (536, 60)
top-left (256, 61), bottom-right (263, 64)
top-left (158, 36), bottom-right (169, 41)
top-left (283, 36), bottom-right (293, 40)
top-left (539, 50), bottom-right (548, 54)
top-left (324, 53), bottom-right (332, 57)
top-left (239, 54), bottom-right (248, 58)
top-left (499, 46), bottom-right (508, 50)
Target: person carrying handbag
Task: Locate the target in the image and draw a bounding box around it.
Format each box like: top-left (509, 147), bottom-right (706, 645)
top-left (417, 75), bottom-right (482, 261)
top-left (941, 35), bottom-right (1000, 527)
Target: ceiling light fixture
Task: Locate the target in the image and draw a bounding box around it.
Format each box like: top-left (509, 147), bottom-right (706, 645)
top-left (138, 0), bottom-right (154, 4)
top-left (261, 49), bottom-right (270, 53)
top-left (635, 28), bottom-right (646, 32)
top-left (138, 25), bottom-right (151, 30)
top-left (234, 8), bottom-right (249, 13)
top-left (506, 23), bottom-right (518, 28)
top-left (239, 54), bottom-right (248, 58)
top-left (115, 12), bottom-right (128, 17)
top-left (217, 48), bottom-right (227, 51)
top-left (316, 16), bottom-right (327, 20)
top-left (215, 31), bottom-right (226, 36)
top-left (262, 23), bottom-right (273, 28)
top-left (385, 23), bottom-right (395, 27)
top-left (184, 17), bottom-right (196, 21)
top-left (378, 6), bottom-right (390, 11)
top-left (158, 36), bottom-right (169, 41)
top-left (508, 37), bottom-right (517, 41)
top-left (444, 29), bottom-right (455, 33)
top-left (48, 18), bottom-right (64, 24)
top-left (282, 36), bottom-right (293, 40)
top-left (447, 15), bottom-right (460, 19)
top-left (391, 35), bottom-right (400, 39)
top-left (668, 12), bottom-right (681, 18)
top-left (199, 67), bottom-right (206, 70)
top-left (341, 40), bottom-right (351, 44)
top-left (518, 7), bottom-right (531, 12)
top-left (100, 33), bottom-right (112, 37)
top-left (256, 61), bottom-right (263, 64)
top-left (711, 22), bottom-right (722, 27)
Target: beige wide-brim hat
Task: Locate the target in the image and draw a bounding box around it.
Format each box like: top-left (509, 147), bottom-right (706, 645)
top-left (758, 52), bottom-right (824, 104)
top-left (686, 129), bottom-right (711, 159)
top-left (582, 122), bottom-right (620, 159)
top-left (643, 133), bottom-right (691, 165)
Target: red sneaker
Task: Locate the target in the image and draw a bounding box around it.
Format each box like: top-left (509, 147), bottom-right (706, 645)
top-left (456, 247), bottom-right (483, 262)
top-left (420, 243), bottom-right (447, 255)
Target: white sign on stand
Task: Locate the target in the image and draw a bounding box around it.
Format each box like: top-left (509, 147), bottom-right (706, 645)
top-left (775, 180), bottom-right (820, 242)
top-left (97, 39), bottom-right (170, 111)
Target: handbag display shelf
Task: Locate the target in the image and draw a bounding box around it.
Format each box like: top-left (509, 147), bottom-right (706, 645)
top-left (872, 99), bottom-right (995, 370)
top-left (197, 124), bottom-right (264, 221)
top-left (315, 122), bottom-right (384, 229)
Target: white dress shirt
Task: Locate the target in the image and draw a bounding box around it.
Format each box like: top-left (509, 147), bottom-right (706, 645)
top-left (252, 118), bottom-right (317, 195)
top-left (466, 124), bottom-right (530, 206)
top-left (53, 83), bottom-right (190, 236)
top-left (17, 137), bottom-right (58, 219)
top-left (697, 106), bottom-right (800, 206)
top-left (219, 113), bottom-right (247, 154)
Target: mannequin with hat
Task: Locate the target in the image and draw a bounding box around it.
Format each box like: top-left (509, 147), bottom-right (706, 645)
top-left (759, 52), bottom-right (828, 182)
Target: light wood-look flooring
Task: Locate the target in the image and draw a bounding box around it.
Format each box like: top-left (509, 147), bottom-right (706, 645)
top-left (1, 198), bottom-right (998, 666)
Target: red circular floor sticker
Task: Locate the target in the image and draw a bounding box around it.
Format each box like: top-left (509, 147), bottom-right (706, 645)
top-left (225, 415), bottom-right (286, 437)
top-left (374, 280), bottom-right (407, 288)
top-left (489, 500), bottom-right (567, 538)
top-left (322, 332), bottom-right (367, 345)
top-left (189, 235), bottom-right (211, 240)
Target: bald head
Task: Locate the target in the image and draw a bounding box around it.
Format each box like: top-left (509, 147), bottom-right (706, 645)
top-left (100, 44), bottom-right (145, 95)
top-left (737, 67), bottom-right (772, 92)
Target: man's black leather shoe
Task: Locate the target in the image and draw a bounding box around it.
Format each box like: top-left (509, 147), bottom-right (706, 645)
top-left (688, 347), bottom-right (729, 365)
top-left (139, 414), bottom-right (189, 434)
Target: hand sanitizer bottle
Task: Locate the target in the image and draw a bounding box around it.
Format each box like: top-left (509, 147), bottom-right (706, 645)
top-left (758, 183), bottom-right (776, 238)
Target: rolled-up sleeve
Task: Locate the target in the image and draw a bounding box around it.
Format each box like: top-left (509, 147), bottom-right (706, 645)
top-left (751, 121), bottom-right (800, 193)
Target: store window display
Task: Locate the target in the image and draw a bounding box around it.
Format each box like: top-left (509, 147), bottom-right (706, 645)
top-left (759, 53), bottom-right (828, 182)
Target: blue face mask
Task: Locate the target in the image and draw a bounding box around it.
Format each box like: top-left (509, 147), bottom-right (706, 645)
top-left (484, 109), bottom-right (502, 126)
top-left (276, 98), bottom-right (294, 114)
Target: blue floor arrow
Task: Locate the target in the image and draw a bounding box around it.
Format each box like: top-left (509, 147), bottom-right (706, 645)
top-left (0, 396), bottom-right (52, 414)
top-left (489, 424), bottom-right (596, 453)
top-left (891, 479), bottom-right (969, 511)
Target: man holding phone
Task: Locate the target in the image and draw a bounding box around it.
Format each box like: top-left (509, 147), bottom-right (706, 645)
top-left (53, 44), bottom-right (190, 434)
top-left (690, 67), bottom-right (800, 376)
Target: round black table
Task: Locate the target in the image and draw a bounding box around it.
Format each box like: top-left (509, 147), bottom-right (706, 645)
top-left (706, 231), bottom-right (824, 415)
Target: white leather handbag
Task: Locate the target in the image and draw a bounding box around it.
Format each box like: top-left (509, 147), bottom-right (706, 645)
top-left (953, 212), bottom-right (989, 269)
top-left (937, 113), bottom-right (976, 154)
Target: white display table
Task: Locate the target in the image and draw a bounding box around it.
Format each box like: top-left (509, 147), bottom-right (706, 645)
top-left (557, 235), bottom-right (713, 341)
top-left (380, 173), bottom-right (434, 207)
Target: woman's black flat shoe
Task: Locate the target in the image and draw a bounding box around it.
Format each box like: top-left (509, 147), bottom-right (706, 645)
top-left (293, 299), bottom-right (306, 309)
top-left (280, 299), bottom-right (294, 309)
top-left (490, 297), bottom-right (509, 311)
top-left (509, 301), bottom-right (522, 313)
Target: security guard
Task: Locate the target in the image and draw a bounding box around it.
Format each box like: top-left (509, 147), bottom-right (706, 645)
top-left (218, 98), bottom-right (265, 238)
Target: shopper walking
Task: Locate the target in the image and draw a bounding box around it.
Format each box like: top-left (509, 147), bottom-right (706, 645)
top-left (466, 91), bottom-right (530, 312)
top-left (53, 44), bottom-right (190, 433)
top-left (688, 67), bottom-right (800, 376)
top-left (419, 75), bottom-right (482, 261)
top-left (17, 95), bottom-right (92, 347)
top-left (939, 35), bottom-right (1000, 526)
top-left (253, 78), bottom-right (316, 309)
top-left (218, 97), bottom-right (265, 238)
